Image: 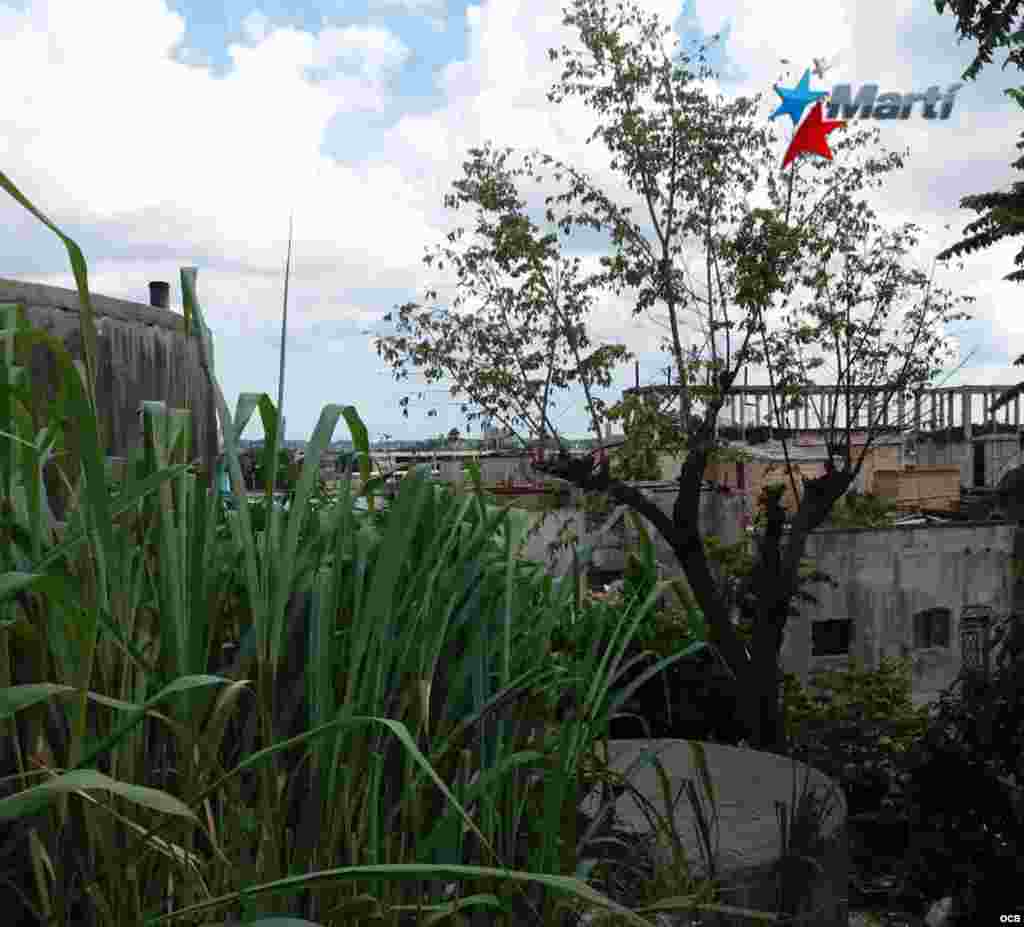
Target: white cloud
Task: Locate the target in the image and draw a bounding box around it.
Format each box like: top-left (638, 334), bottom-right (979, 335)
top-left (312, 24), bottom-right (410, 81)
top-left (241, 9), bottom-right (270, 43)
top-left (368, 0), bottom-right (445, 14)
top-left (0, 0), bottom-right (1017, 438)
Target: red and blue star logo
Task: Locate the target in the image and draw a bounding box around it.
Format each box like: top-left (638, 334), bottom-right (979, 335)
top-left (771, 68), bottom-right (846, 169)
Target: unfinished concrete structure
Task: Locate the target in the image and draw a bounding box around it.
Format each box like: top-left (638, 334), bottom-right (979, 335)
top-left (625, 381), bottom-right (1024, 500)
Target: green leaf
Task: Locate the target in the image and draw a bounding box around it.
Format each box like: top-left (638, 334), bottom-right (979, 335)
top-left (0, 768), bottom-right (199, 823)
top-left (213, 921), bottom-right (325, 927)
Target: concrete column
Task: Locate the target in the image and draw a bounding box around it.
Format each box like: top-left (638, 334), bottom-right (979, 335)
top-left (963, 389), bottom-right (972, 441)
top-left (898, 393), bottom-right (906, 433)
top-left (914, 392), bottom-right (921, 435)
top-left (1016, 394), bottom-right (1021, 428)
top-left (755, 395), bottom-right (762, 429)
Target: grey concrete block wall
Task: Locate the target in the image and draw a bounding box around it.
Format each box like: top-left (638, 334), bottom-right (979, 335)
top-left (914, 432), bottom-right (1023, 488)
top-left (781, 521), bottom-right (1015, 703)
top-left (0, 277), bottom-right (218, 491)
top-left (515, 482), bottom-right (1019, 705)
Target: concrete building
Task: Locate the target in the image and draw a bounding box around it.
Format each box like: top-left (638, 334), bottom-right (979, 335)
top-left (776, 521), bottom-right (1015, 707)
top-left (519, 381), bottom-right (1024, 706)
top-left (627, 381), bottom-right (1024, 515)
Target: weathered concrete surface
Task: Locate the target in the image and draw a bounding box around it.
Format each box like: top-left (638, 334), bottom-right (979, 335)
top-left (578, 739), bottom-right (847, 926)
top-left (519, 483), bottom-right (746, 578)
top-left (0, 277), bottom-right (218, 505)
top-left (915, 431), bottom-right (1022, 489)
top-left (782, 521), bottom-right (1015, 704)
top-left (520, 493), bottom-right (1017, 705)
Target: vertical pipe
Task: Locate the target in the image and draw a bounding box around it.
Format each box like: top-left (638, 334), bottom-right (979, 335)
top-left (963, 389), bottom-right (972, 442)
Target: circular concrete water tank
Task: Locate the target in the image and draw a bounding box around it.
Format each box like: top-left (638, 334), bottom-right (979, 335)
top-left (578, 739), bottom-right (848, 925)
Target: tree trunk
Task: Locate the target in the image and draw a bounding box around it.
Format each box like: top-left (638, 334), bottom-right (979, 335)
top-left (740, 594), bottom-right (788, 752)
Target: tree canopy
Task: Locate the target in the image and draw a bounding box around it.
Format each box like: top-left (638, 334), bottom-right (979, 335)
top-left (935, 0), bottom-right (1024, 402)
top-left (377, 0), bottom-right (972, 749)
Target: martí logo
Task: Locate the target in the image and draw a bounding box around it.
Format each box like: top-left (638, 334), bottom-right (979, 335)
top-left (770, 63), bottom-right (963, 169)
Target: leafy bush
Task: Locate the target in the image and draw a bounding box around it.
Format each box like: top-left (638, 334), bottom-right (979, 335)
top-left (781, 656), bottom-right (929, 817)
top-left (824, 488), bottom-right (899, 529)
top-left (896, 612), bottom-right (1024, 924)
top-left (543, 555), bottom-right (745, 744)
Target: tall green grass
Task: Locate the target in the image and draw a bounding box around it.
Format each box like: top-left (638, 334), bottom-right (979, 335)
top-left (0, 170), bottom-right (795, 927)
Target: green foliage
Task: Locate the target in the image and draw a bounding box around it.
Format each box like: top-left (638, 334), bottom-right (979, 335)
top-left (897, 611), bottom-right (1024, 923)
top-left (934, 0), bottom-right (1024, 83)
top-left (252, 447), bottom-right (297, 493)
top-left (605, 392), bottom-right (673, 482)
top-left (781, 657), bottom-right (929, 816)
top-left (824, 488), bottom-right (899, 529)
top-left (376, 0), bottom-right (973, 755)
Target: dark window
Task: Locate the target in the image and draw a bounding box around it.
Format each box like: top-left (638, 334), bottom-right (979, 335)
top-left (812, 619), bottom-right (853, 656)
top-left (973, 441), bottom-right (986, 488)
top-left (913, 607), bottom-right (951, 649)
top-left (736, 461), bottom-right (746, 490)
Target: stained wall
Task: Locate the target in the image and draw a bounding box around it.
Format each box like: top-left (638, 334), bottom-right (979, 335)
top-left (0, 278), bottom-right (218, 506)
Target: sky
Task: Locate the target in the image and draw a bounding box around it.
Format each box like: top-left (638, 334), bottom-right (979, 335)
top-left (1, 0), bottom-right (1022, 443)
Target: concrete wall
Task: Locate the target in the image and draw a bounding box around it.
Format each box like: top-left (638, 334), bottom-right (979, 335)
top-left (914, 432), bottom-right (1022, 488)
top-left (513, 477), bottom-right (1017, 707)
top-left (518, 483), bottom-right (746, 578)
top-left (779, 521), bottom-right (1015, 705)
top-left (0, 278), bottom-right (218, 494)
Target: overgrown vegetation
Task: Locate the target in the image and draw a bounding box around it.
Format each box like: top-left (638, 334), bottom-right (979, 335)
top-left (822, 489), bottom-right (900, 529)
top-left (377, 0), bottom-right (973, 752)
top-left (781, 657), bottom-right (929, 817)
top-left (897, 611), bottom-right (1024, 924)
top-left (0, 160), bottom-right (812, 925)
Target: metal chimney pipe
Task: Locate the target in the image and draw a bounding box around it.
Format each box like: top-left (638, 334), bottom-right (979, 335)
top-left (148, 281), bottom-right (170, 309)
